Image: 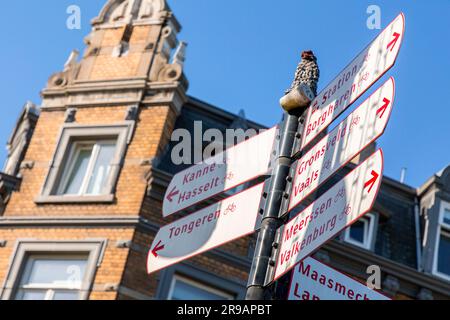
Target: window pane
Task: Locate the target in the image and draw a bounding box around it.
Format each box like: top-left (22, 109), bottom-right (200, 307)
top-left (171, 280), bottom-right (229, 300)
top-left (23, 258), bottom-right (87, 287)
top-left (17, 290), bottom-right (47, 300)
top-left (444, 209), bottom-right (450, 226)
top-left (86, 143), bottom-right (116, 195)
top-left (53, 290), bottom-right (80, 300)
top-left (437, 233), bottom-right (450, 276)
top-left (349, 220), bottom-right (366, 243)
top-left (63, 148), bottom-right (92, 195)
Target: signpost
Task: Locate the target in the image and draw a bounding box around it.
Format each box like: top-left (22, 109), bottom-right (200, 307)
top-left (148, 183), bottom-right (265, 275)
top-left (288, 257), bottom-right (390, 300)
top-left (272, 150), bottom-right (383, 282)
top-left (287, 78), bottom-right (394, 212)
top-left (146, 12), bottom-right (405, 301)
top-left (300, 13), bottom-right (404, 150)
top-left (163, 127), bottom-right (277, 217)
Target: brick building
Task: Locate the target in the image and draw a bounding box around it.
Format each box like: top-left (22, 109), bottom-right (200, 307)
top-left (0, 0), bottom-right (449, 300)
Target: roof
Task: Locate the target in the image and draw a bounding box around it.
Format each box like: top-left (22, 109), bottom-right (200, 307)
top-left (186, 96), bottom-right (267, 130)
top-left (155, 96), bottom-right (267, 174)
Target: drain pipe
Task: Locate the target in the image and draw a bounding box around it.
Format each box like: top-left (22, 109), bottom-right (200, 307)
top-left (414, 198), bottom-right (423, 271)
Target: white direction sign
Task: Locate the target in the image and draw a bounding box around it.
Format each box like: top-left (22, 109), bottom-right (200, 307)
top-left (273, 150), bottom-right (383, 281)
top-left (301, 13), bottom-right (404, 150)
top-left (163, 127), bottom-right (277, 217)
top-left (288, 257), bottom-right (390, 300)
top-left (288, 78), bottom-right (394, 212)
top-left (148, 183), bottom-right (265, 275)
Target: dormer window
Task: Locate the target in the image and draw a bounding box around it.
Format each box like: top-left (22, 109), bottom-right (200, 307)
top-left (344, 213), bottom-right (376, 250)
top-left (432, 204), bottom-right (450, 280)
top-left (443, 208), bottom-right (450, 226)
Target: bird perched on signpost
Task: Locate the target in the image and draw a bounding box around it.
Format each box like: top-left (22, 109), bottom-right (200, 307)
top-left (280, 50), bottom-right (320, 112)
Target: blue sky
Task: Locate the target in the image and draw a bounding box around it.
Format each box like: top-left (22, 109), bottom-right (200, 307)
top-left (0, 0), bottom-right (449, 188)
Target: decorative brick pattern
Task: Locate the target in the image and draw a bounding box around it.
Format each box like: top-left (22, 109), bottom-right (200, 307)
top-left (101, 27), bottom-right (127, 47)
top-left (130, 26), bottom-right (152, 44)
top-left (90, 53), bottom-right (143, 80)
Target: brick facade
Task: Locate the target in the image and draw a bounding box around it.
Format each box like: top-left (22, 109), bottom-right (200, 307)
top-left (0, 0), bottom-right (449, 301)
top-left (0, 0), bottom-right (255, 301)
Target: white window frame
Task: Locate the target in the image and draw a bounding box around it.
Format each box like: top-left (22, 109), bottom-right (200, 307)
top-left (57, 139), bottom-right (116, 196)
top-left (344, 213), bottom-right (376, 250)
top-left (442, 206), bottom-right (450, 229)
top-left (167, 275), bottom-right (234, 300)
top-left (15, 254), bottom-right (89, 300)
top-left (432, 202), bottom-right (450, 282)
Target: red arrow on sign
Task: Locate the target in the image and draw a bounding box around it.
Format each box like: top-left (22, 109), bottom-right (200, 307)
top-left (162, 127), bottom-right (278, 218)
top-left (148, 183), bottom-right (265, 274)
top-left (364, 170), bottom-right (380, 193)
top-left (151, 240), bottom-right (165, 258)
top-left (376, 98), bottom-right (390, 119)
top-left (299, 14), bottom-right (404, 152)
top-left (387, 32), bottom-right (401, 52)
top-left (273, 150), bottom-right (383, 281)
top-left (166, 186), bottom-right (179, 203)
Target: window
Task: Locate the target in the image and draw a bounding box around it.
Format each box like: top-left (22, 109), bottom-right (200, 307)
top-left (57, 140), bottom-right (116, 196)
top-left (15, 255), bottom-right (88, 300)
top-left (344, 213), bottom-right (376, 250)
top-left (168, 276), bottom-right (234, 300)
top-left (433, 203), bottom-right (450, 280)
top-left (436, 231), bottom-right (450, 276)
top-left (1, 240), bottom-right (106, 300)
top-left (443, 209), bottom-right (450, 227)
top-left (35, 123), bottom-right (133, 204)
top-left (156, 264), bottom-right (245, 300)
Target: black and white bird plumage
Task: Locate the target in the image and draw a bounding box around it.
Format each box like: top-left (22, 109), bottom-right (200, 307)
top-left (285, 50), bottom-right (320, 96)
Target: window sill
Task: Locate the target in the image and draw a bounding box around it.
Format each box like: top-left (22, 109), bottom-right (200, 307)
top-left (34, 194), bottom-right (115, 204)
top-left (431, 270), bottom-right (450, 283)
top-left (343, 239), bottom-right (372, 251)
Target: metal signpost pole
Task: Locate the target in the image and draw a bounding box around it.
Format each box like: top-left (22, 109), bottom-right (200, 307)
top-left (246, 109), bottom-right (305, 300)
top-left (145, 13), bottom-right (404, 303)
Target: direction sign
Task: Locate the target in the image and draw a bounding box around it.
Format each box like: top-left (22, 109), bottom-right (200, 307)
top-left (288, 78), bottom-right (394, 212)
top-left (288, 257), bottom-right (390, 300)
top-left (272, 149), bottom-right (383, 282)
top-left (163, 127), bottom-right (277, 217)
top-left (301, 13), bottom-right (404, 150)
top-left (148, 183), bottom-right (265, 275)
